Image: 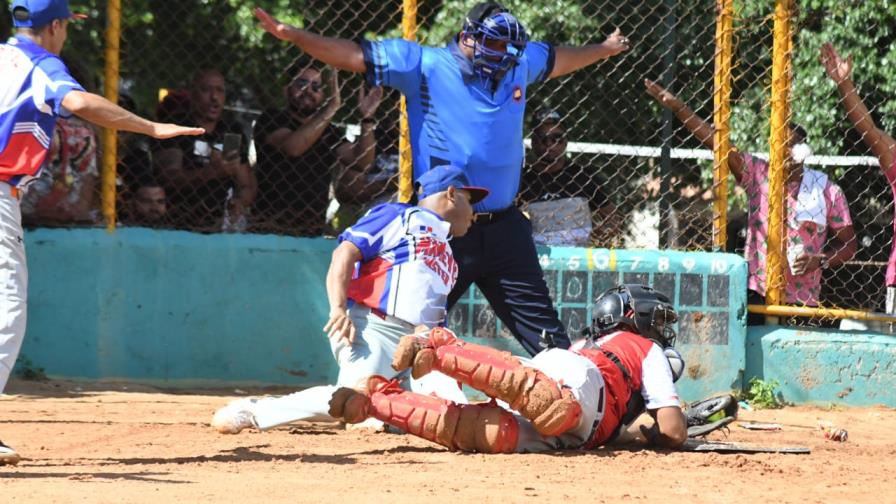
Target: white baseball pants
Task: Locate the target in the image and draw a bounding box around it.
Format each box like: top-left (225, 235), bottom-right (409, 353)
top-left (0, 182), bottom-right (27, 392)
top-left (248, 304), bottom-right (467, 430)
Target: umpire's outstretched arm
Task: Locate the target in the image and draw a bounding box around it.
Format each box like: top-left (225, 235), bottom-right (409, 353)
top-left (255, 7), bottom-right (365, 73)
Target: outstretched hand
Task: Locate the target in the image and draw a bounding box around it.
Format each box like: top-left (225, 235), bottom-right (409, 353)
top-left (644, 78), bottom-right (680, 109)
top-left (603, 28), bottom-right (631, 57)
top-left (254, 7), bottom-right (297, 42)
top-left (151, 123), bottom-right (205, 139)
top-left (358, 85), bottom-right (384, 120)
top-left (324, 68), bottom-right (343, 113)
top-left (820, 42), bottom-right (852, 84)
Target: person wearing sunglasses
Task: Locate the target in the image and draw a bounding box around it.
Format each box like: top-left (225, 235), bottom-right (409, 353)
top-left (520, 108), bottom-right (621, 247)
top-left (253, 58), bottom-right (383, 236)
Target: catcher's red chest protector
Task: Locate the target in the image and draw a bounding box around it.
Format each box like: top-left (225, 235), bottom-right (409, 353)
top-left (577, 330), bottom-right (655, 447)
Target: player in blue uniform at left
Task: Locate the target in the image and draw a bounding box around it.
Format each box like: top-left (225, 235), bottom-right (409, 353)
top-left (0, 0), bottom-right (203, 465)
top-left (254, 2), bottom-right (630, 355)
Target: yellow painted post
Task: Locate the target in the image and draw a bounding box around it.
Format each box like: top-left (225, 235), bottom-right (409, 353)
top-left (398, 0), bottom-right (417, 203)
top-left (748, 304), bottom-right (896, 323)
top-left (102, 0), bottom-right (122, 232)
top-left (712, 0), bottom-right (733, 251)
top-left (765, 0), bottom-right (793, 307)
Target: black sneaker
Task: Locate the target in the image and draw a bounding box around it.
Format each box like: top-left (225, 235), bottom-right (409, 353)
top-left (0, 440), bottom-right (20, 466)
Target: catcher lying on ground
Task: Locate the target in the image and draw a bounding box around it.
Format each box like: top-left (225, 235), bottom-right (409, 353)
top-left (329, 284), bottom-right (690, 452)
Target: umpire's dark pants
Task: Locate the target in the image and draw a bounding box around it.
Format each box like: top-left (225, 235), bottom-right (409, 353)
top-left (447, 207), bottom-right (569, 355)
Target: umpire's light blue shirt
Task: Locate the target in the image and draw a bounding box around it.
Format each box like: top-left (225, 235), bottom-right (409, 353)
top-left (361, 37), bottom-right (555, 212)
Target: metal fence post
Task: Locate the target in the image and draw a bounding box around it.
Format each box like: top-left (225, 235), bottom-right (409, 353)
top-left (766, 0), bottom-right (793, 307)
top-left (713, 0), bottom-right (733, 252)
top-left (659, 0), bottom-right (678, 249)
top-left (101, 0), bottom-right (122, 232)
top-left (398, 0), bottom-right (417, 203)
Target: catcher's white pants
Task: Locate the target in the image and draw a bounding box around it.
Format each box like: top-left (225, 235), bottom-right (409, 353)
top-left (0, 182), bottom-right (27, 393)
top-left (248, 304), bottom-right (467, 430)
top-left (513, 349), bottom-right (606, 453)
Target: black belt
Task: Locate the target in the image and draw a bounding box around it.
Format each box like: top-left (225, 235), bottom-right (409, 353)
top-left (473, 207), bottom-right (514, 225)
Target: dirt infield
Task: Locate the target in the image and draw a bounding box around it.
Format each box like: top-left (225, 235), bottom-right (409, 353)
top-left (2, 379), bottom-right (895, 503)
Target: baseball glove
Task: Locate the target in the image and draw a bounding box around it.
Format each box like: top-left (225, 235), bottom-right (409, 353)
top-left (685, 394), bottom-right (738, 438)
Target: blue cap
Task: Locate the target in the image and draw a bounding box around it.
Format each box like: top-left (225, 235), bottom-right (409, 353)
top-left (11, 0), bottom-right (84, 29)
top-left (415, 165), bottom-right (489, 204)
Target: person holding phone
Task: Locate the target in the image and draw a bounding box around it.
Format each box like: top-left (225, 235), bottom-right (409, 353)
top-left (153, 69), bottom-right (256, 231)
top-left (253, 57), bottom-right (382, 236)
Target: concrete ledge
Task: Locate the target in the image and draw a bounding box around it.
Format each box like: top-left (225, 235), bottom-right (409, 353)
top-left (746, 326), bottom-right (896, 407)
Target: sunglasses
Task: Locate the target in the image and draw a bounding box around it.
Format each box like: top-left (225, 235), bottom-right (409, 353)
top-left (291, 78), bottom-right (323, 92)
top-left (534, 133), bottom-right (566, 143)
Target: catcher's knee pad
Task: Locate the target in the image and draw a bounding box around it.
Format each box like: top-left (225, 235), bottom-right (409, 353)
top-left (453, 403), bottom-right (519, 454)
top-left (392, 327), bottom-right (459, 379)
top-left (432, 342), bottom-right (583, 437)
top-left (393, 328), bottom-right (582, 438)
top-left (365, 384), bottom-right (519, 453)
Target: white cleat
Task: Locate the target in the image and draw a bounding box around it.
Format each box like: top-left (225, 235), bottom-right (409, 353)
top-left (0, 440), bottom-right (20, 466)
top-left (344, 417), bottom-right (386, 433)
top-left (211, 398), bottom-right (260, 434)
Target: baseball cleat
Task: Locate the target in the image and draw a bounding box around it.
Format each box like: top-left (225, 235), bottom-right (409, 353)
top-left (211, 398), bottom-right (259, 434)
top-left (344, 417), bottom-right (387, 433)
top-left (0, 440), bottom-right (20, 466)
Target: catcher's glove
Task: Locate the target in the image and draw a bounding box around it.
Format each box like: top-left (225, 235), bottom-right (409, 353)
top-left (685, 394), bottom-right (738, 438)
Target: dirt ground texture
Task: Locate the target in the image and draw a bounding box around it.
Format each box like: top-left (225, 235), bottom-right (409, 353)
top-left (2, 378), bottom-right (895, 504)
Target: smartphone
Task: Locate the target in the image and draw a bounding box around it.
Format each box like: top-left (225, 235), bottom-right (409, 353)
top-left (222, 133), bottom-right (242, 156)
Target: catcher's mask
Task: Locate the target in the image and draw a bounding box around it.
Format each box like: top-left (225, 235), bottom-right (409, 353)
top-left (591, 284), bottom-right (678, 348)
top-left (461, 2), bottom-right (528, 85)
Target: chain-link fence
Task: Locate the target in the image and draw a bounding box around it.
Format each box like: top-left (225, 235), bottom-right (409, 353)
top-left (5, 1), bottom-right (896, 324)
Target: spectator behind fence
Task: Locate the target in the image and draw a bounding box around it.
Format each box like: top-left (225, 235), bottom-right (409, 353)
top-left (116, 93), bottom-right (154, 201)
top-left (518, 108), bottom-right (620, 247)
top-left (21, 113), bottom-right (100, 227)
top-left (645, 79), bottom-right (857, 325)
top-left (20, 55), bottom-right (101, 227)
top-left (332, 112), bottom-right (401, 231)
top-left (252, 60), bottom-right (383, 236)
top-left (821, 43), bottom-right (896, 320)
top-left (120, 178), bottom-right (168, 228)
top-left (153, 69), bottom-right (256, 231)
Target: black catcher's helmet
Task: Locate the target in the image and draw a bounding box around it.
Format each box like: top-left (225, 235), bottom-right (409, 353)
top-left (591, 284), bottom-right (678, 347)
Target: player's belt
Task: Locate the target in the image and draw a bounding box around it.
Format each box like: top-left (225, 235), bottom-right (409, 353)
top-left (473, 206), bottom-right (514, 225)
top-left (352, 304), bottom-right (415, 331)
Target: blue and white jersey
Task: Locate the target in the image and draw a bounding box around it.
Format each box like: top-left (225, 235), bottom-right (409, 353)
top-left (361, 37), bottom-right (554, 212)
top-left (339, 202), bottom-right (457, 326)
top-left (0, 36), bottom-right (83, 187)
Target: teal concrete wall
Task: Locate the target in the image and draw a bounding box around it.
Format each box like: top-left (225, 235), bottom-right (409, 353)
top-left (745, 326), bottom-right (896, 407)
top-left (19, 228), bottom-right (893, 406)
top-left (20, 228), bottom-right (338, 387)
top-left (17, 229), bottom-right (749, 403)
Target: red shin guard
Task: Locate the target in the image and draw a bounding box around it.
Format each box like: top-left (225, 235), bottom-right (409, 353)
top-left (365, 377), bottom-right (519, 453)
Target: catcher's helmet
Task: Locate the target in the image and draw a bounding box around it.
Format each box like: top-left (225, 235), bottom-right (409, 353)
top-left (462, 2), bottom-right (528, 83)
top-left (591, 284), bottom-right (678, 348)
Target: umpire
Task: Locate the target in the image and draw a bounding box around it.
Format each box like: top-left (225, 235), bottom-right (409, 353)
top-left (254, 2), bottom-right (630, 354)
